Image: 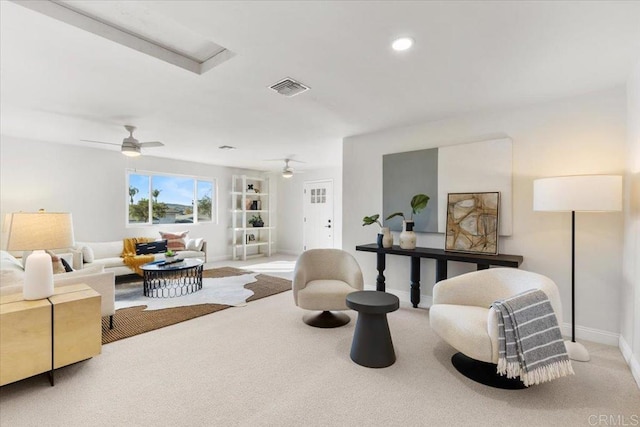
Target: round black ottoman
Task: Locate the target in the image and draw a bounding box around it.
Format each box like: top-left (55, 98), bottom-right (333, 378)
top-left (346, 290), bottom-right (400, 368)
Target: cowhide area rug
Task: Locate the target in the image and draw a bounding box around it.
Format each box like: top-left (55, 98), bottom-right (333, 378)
top-left (102, 266), bottom-right (291, 344)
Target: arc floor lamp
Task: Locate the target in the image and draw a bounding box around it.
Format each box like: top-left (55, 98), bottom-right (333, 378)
top-left (533, 175), bottom-right (622, 362)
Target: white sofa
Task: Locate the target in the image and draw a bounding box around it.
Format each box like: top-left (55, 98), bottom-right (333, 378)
top-left (1, 250), bottom-right (116, 328)
top-left (73, 240), bottom-right (207, 277)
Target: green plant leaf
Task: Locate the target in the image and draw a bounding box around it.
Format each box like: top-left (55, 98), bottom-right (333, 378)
top-left (411, 194), bottom-right (430, 215)
top-left (385, 212), bottom-right (405, 221)
top-left (362, 214), bottom-right (382, 227)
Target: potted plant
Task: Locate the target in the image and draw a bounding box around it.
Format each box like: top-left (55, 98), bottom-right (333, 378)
top-left (164, 249), bottom-right (177, 262)
top-left (362, 214), bottom-right (393, 248)
top-left (385, 194), bottom-right (430, 249)
top-left (249, 214), bottom-right (264, 227)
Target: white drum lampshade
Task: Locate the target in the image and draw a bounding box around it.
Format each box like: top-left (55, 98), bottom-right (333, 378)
top-left (533, 175), bottom-right (622, 212)
top-left (5, 212), bottom-right (75, 300)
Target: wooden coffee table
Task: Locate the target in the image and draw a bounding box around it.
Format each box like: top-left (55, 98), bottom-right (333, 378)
top-left (141, 258), bottom-right (204, 298)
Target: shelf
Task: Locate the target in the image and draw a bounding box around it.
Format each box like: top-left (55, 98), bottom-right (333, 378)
top-left (231, 192), bottom-right (269, 196)
top-left (232, 227), bottom-right (274, 231)
top-left (235, 242), bottom-right (272, 248)
top-left (232, 174), bottom-right (274, 261)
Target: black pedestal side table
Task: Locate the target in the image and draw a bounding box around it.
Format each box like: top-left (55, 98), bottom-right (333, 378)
top-left (346, 290), bottom-right (400, 368)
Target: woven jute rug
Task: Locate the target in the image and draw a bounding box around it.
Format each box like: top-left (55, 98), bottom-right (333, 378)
top-left (101, 267), bottom-right (291, 344)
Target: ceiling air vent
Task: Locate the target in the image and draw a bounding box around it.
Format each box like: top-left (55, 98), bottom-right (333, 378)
top-left (269, 77), bottom-right (310, 97)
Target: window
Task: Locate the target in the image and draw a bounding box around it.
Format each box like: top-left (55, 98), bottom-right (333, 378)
top-left (127, 171), bottom-right (216, 225)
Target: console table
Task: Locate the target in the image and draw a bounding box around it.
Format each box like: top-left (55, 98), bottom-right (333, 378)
top-left (355, 244), bottom-right (524, 308)
top-left (0, 284), bottom-right (101, 387)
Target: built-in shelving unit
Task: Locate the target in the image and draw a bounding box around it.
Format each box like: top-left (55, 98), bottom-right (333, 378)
top-left (231, 175), bottom-right (274, 260)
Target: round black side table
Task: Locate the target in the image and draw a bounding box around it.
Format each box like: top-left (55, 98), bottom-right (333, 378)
top-left (346, 290), bottom-right (400, 368)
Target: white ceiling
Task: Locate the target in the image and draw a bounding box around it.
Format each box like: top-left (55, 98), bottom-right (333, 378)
top-left (2, 1), bottom-right (640, 173)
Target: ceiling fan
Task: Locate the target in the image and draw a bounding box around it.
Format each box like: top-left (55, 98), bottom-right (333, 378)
top-left (81, 125), bottom-right (164, 157)
top-left (272, 158), bottom-right (305, 178)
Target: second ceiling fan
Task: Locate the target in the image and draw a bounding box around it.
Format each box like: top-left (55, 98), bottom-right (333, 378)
top-left (280, 158), bottom-right (305, 178)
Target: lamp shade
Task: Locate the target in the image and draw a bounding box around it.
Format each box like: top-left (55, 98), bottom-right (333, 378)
top-left (6, 212), bottom-right (75, 251)
top-left (533, 175), bottom-right (622, 212)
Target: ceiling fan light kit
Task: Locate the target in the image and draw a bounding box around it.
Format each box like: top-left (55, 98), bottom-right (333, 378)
top-left (122, 143), bottom-right (141, 157)
top-left (280, 158), bottom-right (305, 178)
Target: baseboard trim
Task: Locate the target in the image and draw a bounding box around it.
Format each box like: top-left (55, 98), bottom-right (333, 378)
top-left (373, 285), bottom-right (621, 347)
top-left (619, 335), bottom-right (640, 389)
top-left (559, 323), bottom-right (619, 346)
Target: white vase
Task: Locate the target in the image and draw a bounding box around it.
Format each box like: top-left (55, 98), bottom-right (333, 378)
top-left (381, 227), bottom-right (393, 248)
top-left (399, 220), bottom-right (416, 249)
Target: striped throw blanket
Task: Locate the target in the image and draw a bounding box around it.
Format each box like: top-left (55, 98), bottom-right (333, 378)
top-left (492, 289), bottom-right (574, 387)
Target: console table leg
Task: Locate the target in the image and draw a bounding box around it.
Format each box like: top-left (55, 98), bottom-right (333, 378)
top-left (436, 260), bottom-right (448, 282)
top-left (410, 257), bottom-right (420, 308)
top-left (376, 252), bottom-right (386, 291)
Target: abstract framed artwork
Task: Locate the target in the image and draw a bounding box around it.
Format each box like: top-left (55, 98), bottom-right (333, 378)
top-left (445, 192), bottom-right (500, 255)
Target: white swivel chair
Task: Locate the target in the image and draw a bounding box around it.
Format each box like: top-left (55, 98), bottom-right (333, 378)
top-left (430, 268), bottom-right (563, 388)
top-left (293, 249), bottom-right (364, 328)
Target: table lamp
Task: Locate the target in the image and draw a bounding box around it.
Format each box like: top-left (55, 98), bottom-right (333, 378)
top-left (533, 175), bottom-right (622, 362)
top-left (5, 211), bottom-right (75, 300)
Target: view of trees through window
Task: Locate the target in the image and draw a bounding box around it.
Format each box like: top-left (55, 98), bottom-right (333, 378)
top-left (128, 172), bottom-right (215, 225)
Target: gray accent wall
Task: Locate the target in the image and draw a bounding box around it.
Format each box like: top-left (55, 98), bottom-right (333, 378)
top-left (383, 148), bottom-right (438, 232)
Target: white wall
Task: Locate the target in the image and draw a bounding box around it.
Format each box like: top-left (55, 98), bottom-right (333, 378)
top-left (621, 59), bottom-right (640, 387)
top-left (0, 136), bottom-right (262, 261)
top-left (276, 166), bottom-right (342, 255)
top-left (343, 88), bottom-right (626, 345)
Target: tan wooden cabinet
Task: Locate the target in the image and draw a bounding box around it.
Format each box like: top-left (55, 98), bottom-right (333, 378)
top-left (0, 284), bottom-right (101, 386)
top-left (50, 284), bottom-right (102, 370)
top-left (0, 296), bottom-right (52, 386)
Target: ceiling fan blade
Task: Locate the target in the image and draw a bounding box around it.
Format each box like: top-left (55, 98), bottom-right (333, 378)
top-left (264, 158), bottom-right (306, 163)
top-left (80, 139), bottom-right (120, 147)
top-left (139, 141), bottom-right (164, 148)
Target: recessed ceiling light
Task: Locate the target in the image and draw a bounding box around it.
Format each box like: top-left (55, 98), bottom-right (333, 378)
top-left (392, 37), bottom-right (414, 51)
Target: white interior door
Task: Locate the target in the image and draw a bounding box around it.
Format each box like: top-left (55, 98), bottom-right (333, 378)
top-left (303, 180), bottom-right (334, 250)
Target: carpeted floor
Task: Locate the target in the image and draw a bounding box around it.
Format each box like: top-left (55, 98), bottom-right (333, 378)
top-left (1, 290), bottom-right (638, 426)
top-left (102, 267), bottom-right (291, 344)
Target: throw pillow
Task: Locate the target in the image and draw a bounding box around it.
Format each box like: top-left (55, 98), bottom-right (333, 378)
top-left (185, 237), bottom-right (204, 251)
top-left (136, 240), bottom-right (168, 255)
top-left (45, 250), bottom-right (66, 274)
top-left (81, 246), bottom-right (94, 263)
top-left (159, 231), bottom-right (189, 251)
top-left (60, 258), bottom-right (74, 272)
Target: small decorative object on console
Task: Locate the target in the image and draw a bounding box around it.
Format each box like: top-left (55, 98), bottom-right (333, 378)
top-left (362, 214), bottom-right (392, 248)
top-left (386, 194), bottom-right (430, 250)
